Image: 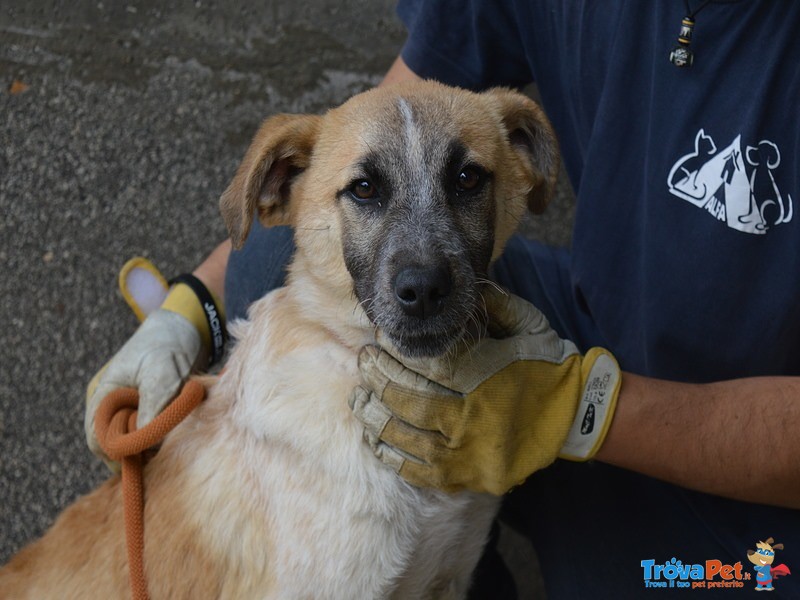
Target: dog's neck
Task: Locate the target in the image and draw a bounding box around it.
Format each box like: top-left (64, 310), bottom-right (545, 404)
top-left (283, 252), bottom-right (377, 354)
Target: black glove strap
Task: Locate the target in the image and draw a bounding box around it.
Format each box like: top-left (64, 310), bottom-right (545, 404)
top-left (168, 273), bottom-right (227, 367)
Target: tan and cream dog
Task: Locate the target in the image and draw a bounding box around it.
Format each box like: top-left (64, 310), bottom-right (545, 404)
top-left (0, 81), bottom-right (557, 599)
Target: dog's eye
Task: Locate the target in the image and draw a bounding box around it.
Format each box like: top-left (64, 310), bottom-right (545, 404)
top-left (349, 179), bottom-right (377, 202)
top-left (455, 167), bottom-right (484, 193)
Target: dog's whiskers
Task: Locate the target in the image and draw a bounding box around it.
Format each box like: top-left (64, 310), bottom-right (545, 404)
top-left (356, 296), bottom-right (376, 315)
top-left (475, 278), bottom-right (506, 295)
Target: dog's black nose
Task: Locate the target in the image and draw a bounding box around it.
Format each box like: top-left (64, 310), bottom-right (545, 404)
top-left (393, 266), bottom-right (452, 319)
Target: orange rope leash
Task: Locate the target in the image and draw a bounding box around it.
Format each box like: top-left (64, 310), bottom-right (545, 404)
top-left (94, 380), bottom-right (206, 600)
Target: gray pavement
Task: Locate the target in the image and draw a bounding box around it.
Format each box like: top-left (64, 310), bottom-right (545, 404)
top-left (0, 1), bottom-right (572, 594)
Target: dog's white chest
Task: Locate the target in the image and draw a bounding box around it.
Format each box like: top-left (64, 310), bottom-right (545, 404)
top-left (189, 304), bottom-right (498, 599)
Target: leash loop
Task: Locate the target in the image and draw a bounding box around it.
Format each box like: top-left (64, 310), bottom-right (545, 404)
top-left (94, 380), bottom-right (206, 600)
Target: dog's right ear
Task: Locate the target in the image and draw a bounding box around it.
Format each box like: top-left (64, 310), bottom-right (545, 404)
top-left (220, 114), bottom-right (321, 249)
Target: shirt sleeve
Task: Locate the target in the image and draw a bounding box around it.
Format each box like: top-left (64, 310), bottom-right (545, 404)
top-left (396, 0), bottom-right (533, 90)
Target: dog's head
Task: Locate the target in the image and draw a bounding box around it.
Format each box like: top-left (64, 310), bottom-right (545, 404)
top-left (220, 81), bottom-right (558, 358)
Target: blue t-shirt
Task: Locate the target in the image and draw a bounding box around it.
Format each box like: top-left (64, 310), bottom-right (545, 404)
top-left (397, 1), bottom-right (800, 594)
top-left (398, 0), bottom-right (800, 383)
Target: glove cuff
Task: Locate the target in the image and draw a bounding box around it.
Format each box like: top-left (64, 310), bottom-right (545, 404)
top-left (161, 275), bottom-right (226, 366)
top-left (559, 347), bottom-right (621, 461)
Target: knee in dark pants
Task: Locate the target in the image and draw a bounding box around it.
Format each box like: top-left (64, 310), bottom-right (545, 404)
top-left (224, 223), bottom-right (295, 322)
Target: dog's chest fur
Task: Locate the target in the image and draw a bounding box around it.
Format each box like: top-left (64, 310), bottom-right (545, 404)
top-left (165, 286), bottom-right (499, 599)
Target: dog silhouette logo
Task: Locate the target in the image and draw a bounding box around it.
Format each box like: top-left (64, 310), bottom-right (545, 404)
top-left (667, 129), bottom-right (793, 234)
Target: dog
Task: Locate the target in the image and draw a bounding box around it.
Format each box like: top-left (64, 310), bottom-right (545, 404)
top-left (0, 80), bottom-right (557, 599)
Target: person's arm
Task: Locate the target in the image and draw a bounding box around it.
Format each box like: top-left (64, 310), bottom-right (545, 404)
top-left (350, 290), bottom-right (800, 508)
top-left (597, 373), bottom-right (800, 508)
top-left (192, 239), bottom-right (231, 302)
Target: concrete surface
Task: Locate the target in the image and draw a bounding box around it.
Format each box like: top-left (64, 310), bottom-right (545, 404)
top-left (0, 1), bottom-right (573, 595)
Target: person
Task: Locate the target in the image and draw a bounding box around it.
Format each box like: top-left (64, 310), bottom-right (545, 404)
top-left (85, 1), bottom-right (800, 597)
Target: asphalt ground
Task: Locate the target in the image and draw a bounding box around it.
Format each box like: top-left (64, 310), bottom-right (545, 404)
top-left (0, 1), bottom-right (573, 595)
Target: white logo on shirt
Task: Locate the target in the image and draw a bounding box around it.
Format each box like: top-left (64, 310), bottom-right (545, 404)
top-left (667, 129), bottom-right (793, 234)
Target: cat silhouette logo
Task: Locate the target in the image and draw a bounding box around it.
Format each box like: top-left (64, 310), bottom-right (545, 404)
top-left (667, 129), bottom-right (793, 234)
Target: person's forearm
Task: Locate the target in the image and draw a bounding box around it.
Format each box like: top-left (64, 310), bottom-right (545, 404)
top-left (192, 239), bottom-right (231, 304)
top-left (595, 372), bottom-right (800, 508)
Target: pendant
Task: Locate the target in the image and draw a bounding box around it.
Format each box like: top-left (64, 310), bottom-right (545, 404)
top-left (669, 45), bottom-right (694, 67)
top-left (669, 15), bottom-right (696, 67)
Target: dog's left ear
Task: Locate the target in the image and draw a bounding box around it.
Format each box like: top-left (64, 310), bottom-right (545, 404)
top-left (220, 113), bottom-right (322, 249)
top-left (487, 88), bottom-right (559, 214)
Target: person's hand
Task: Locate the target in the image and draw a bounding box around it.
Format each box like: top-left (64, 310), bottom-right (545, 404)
top-left (85, 279), bottom-right (217, 467)
top-left (349, 288), bottom-right (621, 495)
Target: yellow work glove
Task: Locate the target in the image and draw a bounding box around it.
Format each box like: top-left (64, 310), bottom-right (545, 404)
top-left (85, 261), bottom-right (225, 467)
top-left (349, 289), bottom-right (621, 496)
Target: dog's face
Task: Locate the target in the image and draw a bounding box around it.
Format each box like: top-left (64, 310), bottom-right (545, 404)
top-left (221, 82), bottom-right (557, 357)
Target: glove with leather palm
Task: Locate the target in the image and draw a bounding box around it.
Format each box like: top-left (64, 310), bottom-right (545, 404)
top-left (349, 289), bottom-right (621, 495)
top-left (84, 260), bottom-right (222, 467)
